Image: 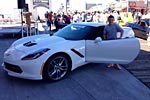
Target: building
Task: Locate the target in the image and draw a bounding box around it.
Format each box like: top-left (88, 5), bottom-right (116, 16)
top-left (116, 0), bottom-right (150, 11)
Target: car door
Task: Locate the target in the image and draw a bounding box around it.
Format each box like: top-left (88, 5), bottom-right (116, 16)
top-left (85, 38), bottom-right (140, 64)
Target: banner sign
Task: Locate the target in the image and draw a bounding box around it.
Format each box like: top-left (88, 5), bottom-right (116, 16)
top-left (33, 0), bottom-right (49, 5)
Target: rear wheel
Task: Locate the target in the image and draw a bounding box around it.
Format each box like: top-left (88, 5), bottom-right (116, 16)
top-left (43, 54), bottom-right (71, 81)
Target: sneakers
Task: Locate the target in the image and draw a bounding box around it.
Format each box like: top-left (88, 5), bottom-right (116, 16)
top-left (107, 64), bottom-right (114, 68)
top-left (107, 64), bottom-right (122, 70)
top-left (114, 64), bottom-right (122, 70)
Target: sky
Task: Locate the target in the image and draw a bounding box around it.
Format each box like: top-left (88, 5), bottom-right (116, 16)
top-left (0, 0), bottom-right (17, 14)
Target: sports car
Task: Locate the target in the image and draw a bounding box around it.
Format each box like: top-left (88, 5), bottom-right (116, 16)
top-left (2, 22), bottom-right (140, 81)
top-left (126, 18), bottom-right (150, 40)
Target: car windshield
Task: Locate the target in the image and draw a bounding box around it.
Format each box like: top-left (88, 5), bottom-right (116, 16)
top-left (54, 24), bottom-right (93, 40)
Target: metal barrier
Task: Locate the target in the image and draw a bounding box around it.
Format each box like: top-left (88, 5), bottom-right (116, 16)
top-left (34, 21), bottom-right (39, 35)
top-left (21, 24), bottom-right (28, 38)
top-left (21, 21), bottom-right (39, 38)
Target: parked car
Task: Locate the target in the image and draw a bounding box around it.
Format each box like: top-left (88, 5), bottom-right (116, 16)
top-left (2, 22), bottom-right (140, 81)
top-left (126, 18), bottom-right (150, 40)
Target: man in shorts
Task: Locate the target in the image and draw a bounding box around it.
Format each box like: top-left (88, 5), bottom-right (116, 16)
top-left (103, 15), bottom-right (124, 70)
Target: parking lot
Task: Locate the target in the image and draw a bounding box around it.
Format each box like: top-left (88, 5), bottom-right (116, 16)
top-left (0, 38), bottom-right (150, 100)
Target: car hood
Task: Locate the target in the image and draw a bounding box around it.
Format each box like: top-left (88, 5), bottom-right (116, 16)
top-left (11, 34), bottom-right (65, 53)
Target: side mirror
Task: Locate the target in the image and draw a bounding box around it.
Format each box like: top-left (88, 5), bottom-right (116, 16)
top-left (94, 37), bottom-right (102, 43)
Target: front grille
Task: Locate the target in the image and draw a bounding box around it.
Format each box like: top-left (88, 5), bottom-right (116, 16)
top-left (4, 62), bottom-right (23, 73)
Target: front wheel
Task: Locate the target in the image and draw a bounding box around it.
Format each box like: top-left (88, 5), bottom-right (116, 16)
top-left (43, 54), bottom-right (71, 81)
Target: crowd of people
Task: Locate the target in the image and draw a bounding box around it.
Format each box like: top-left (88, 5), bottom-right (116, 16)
top-left (42, 10), bottom-right (150, 32)
top-left (43, 10), bottom-right (124, 31)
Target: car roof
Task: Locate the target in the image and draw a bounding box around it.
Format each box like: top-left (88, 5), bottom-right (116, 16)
top-left (72, 22), bottom-right (106, 27)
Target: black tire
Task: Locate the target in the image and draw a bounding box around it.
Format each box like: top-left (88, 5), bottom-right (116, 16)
top-left (43, 54), bottom-right (71, 81)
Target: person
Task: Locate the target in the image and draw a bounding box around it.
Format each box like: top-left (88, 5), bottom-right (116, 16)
top-left (73, 11), bottom-right (80, 23)
top-left (62, 14), bottom-right (71, 24)
top-left (45, 11), bottom-right (49, 25)
top-left (47, 11), bottom-right (53, 31)
top-left (103, 15), bottom-right (124, 70)
top-left (54, 14), bottom-right (66, 31)
top-left (86, 12), bottom-right (92, 22)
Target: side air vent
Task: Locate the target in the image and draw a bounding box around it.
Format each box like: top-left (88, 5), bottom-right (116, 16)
top-left (71, 48), bottom-right (84, 58)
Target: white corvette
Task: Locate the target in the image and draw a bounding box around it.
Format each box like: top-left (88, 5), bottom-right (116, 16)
top-left (2, 22), bottom-right (140, 81)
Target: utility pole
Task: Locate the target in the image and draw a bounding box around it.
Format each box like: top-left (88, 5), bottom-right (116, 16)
top-left (127, 0), bottom-right (129, 12)
top-left (146, 0), bottom-right (149, 14)
top-left (21, 9), bottom-right (24, 37)
top-left (66, 0), bottom-right (70, 13)
top-left (66, 0), bottom-right (68, 13)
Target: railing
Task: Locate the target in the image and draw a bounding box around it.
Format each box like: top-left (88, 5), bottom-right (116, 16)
top-left (21, 21), bottom-right (39, 38)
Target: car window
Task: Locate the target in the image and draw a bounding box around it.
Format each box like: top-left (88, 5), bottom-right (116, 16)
top-left (87, 26), bottom-right (105, 40)
top-left (54, 24), bottom-right (93, 40)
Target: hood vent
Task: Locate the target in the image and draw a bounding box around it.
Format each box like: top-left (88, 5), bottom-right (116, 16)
top-left (23, 41), bottom-right (37, 47)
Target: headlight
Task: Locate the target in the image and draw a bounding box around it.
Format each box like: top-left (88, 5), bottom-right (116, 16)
top-left (22, 48), bottom-right (50, 60)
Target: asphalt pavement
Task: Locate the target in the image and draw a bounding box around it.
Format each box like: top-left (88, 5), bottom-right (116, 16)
top-left (0, 37), bottom-right (150, 100)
